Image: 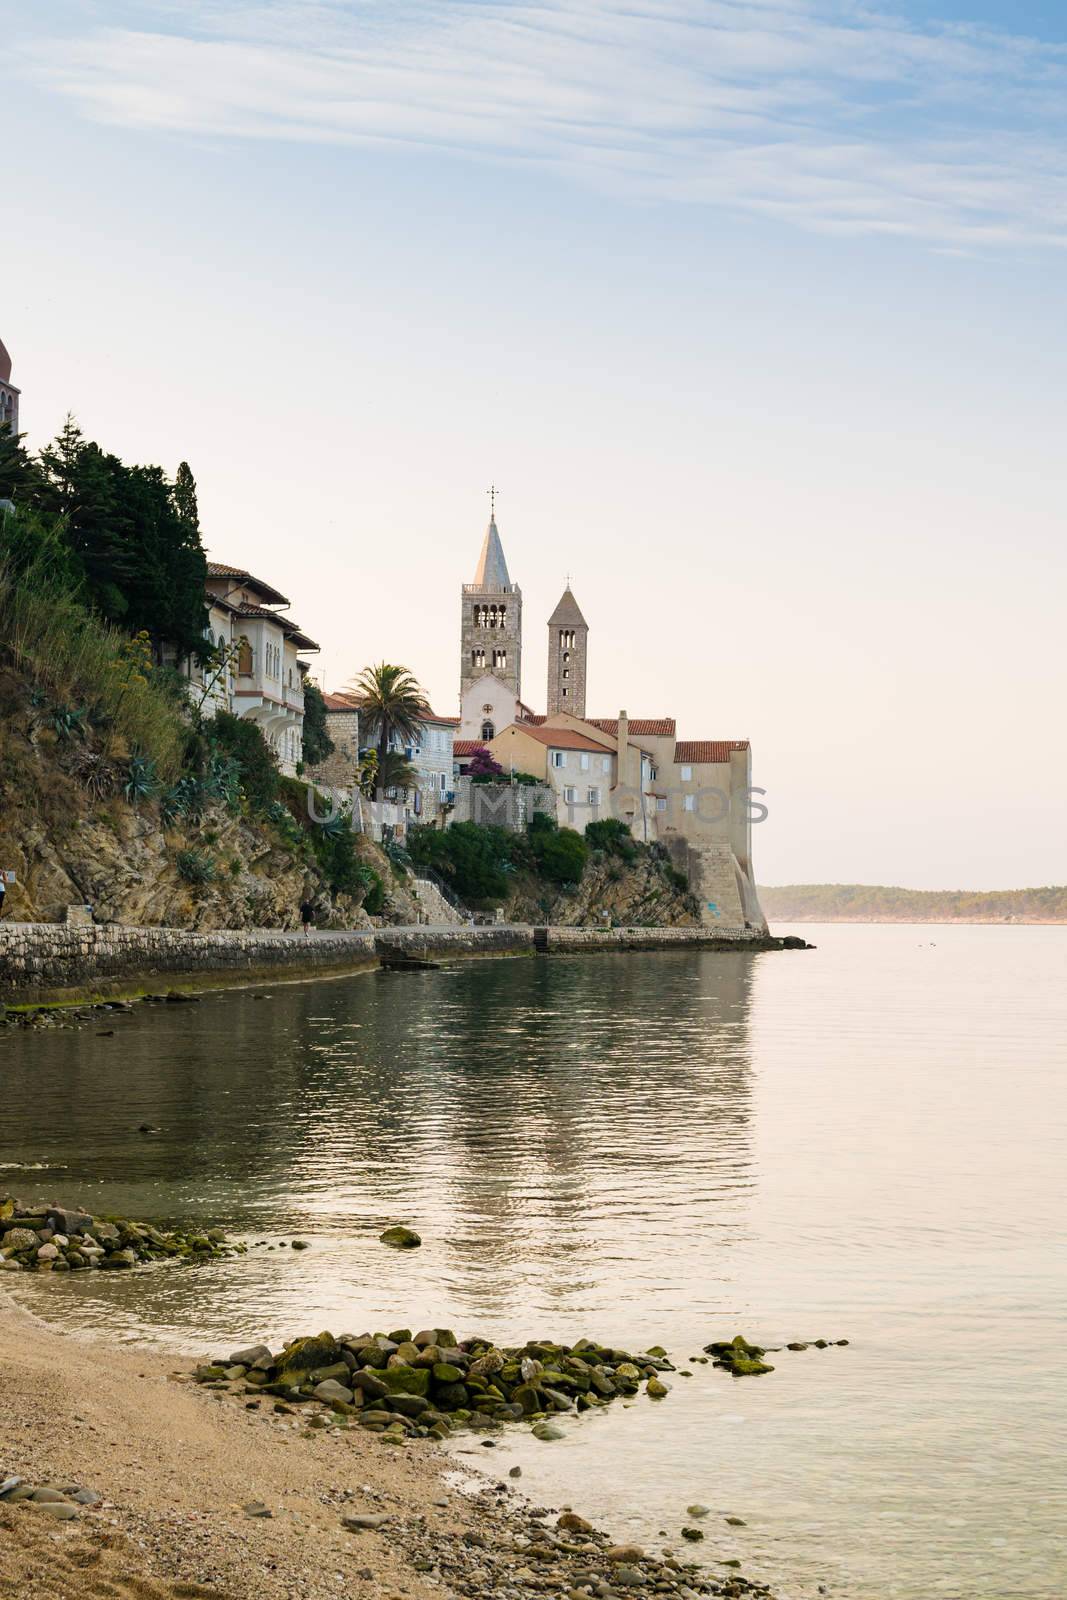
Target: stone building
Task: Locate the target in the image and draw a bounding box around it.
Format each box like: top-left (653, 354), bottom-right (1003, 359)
top-left (546, 586), bottom-right (588, 717)
top-left (460, 511), bottom-right (523, 718)
top-left (0, 335), bottom-right (20, 438)
top-left (308, 692), bottom-right (362, 788)
top-left (452, 503), bottom-right (766, 932)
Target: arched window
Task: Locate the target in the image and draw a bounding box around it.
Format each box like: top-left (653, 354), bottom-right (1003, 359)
top-left (481, 720), bottom-right (495, 741)
top-left (237, 637), bottom-right (253, 675)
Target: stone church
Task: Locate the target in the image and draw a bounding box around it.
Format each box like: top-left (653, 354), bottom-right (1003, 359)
top-left (457, 510), bottom-right (767, 933)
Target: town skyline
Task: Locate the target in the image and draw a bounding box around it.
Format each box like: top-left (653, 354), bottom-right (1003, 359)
top-left (7, 0), bottom-right (1067, 892)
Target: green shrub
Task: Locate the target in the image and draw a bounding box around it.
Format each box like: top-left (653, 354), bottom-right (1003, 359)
top-left (50, 704), bottom-right (87, 742)
top-left (176, 849), bottom-right (216, 884)
top-left (533, 825), bottom-right (588, 886)
top-left (408, 821), bottom-right (511, 903)
top-left (207, 710), bottom-right (279, 812)
top-left (585, 818), bottom-right (638, 861)
top-left (361, 868), bottom-right (386, 915)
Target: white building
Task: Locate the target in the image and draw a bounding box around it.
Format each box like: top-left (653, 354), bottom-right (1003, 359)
top-left (191, 562), bottom-right (319, 777)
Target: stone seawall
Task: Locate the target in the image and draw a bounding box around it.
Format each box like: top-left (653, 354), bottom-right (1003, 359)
top-left (541, 926), bottom-right (777, 952)
top-left (0, 922), bottom-right (798, 1005)
top-left (0, 924), bottom-right (533, 1005)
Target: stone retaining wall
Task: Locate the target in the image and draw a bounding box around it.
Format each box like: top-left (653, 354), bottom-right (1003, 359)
top-left (0, 921), bottom-right (786, 1005)
top-left (541, 926), bottom-right (774, 952)
top-left (0, 924), bottom-right (533, 1004)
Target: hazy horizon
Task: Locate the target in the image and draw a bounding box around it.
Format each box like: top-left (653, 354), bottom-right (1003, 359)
top-left (6, 1), bottom-right (1066, 891)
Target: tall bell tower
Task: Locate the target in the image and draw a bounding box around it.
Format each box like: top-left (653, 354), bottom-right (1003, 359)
top-left (460, 489), bottom-right (522, 707)
top-left (547, 585), bottom-right (588, 717)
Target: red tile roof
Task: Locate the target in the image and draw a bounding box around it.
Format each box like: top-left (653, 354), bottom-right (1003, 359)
top-left (322, 692), bottom-right (359, 712)
top-left (500, 725), bottom-right (614, 753)
top-left (674, 740), bottom-right (750, 764)
top-left (589, 717), bottom-right (676, 738)
top-left (206, 562), bottom-right (290, 607)
top-left (419, 710), bottom-right (460, 726)
top-left (236, 603), bottom-right (319, 652)
top-left (453, 740), bottom-right (481, 757)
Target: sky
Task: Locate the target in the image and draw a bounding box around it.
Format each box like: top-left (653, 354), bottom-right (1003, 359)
top-left (5, 0), bottom-right (1066, 890)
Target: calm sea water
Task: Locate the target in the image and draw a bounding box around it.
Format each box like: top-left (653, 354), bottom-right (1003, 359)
top-left (1, 926), bottom-right (1064, 1599)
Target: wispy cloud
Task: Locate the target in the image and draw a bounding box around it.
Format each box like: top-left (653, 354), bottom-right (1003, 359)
top-left (20, 0), bottom-right (1067, 247)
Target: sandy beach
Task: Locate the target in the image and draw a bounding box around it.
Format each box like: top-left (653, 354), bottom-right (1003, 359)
top-left (0, 1288), bottom-right (767, 1600)
top-left (0, 1286), bottom-right (465, 1600)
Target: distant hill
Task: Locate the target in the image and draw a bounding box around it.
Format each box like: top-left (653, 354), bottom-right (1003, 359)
top-left (758, 884), bottom-right (1067, 924)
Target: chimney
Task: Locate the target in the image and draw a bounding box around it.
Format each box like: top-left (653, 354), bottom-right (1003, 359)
top-left (617, 710), bottom-right (628, 784)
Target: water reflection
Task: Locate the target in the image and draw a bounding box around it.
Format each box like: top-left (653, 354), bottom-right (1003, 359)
top-left (0, 952), bottom-right (757, 1328)
top-left (4, 930), bottom-right (1063, 1600)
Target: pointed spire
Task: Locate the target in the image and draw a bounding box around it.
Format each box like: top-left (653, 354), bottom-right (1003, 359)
top-left (473, 516), bottom-right (512, 589)
top-left (548, 585), bottom-right (587, 627)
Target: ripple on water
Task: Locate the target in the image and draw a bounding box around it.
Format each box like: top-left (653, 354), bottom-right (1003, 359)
top-left (2, 928), bottom-right (1066, 1599)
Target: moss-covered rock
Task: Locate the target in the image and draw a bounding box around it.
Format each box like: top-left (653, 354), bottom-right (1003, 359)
top-left (378, 1365), bottom-right (430, 1397)
top-left (379, 1225), bottom-right (421, 1249)
top-left (703, 1336), bottom-right (774, 1376)
top-left (279, 1333), bottom-right (346, 1373)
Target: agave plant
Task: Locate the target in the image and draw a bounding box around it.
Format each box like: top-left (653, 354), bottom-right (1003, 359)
top-left (69, 747), bottom-right (118, 801)
top-left (124, 753), bottom-right (159, 805)
top-left (51, 704), bottom-right (87, 741)
top-left (160, 776), bottom-right (200, 825)
top-left (203, 751), bottom-right (241, 810)
top-left (176, 849), bottom-right (216, 885)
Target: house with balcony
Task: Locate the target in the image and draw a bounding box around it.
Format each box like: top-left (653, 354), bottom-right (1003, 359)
top-left (196, 562), bottom-right (319, 777)
top-left (411, 710), bottom-right (459, 822)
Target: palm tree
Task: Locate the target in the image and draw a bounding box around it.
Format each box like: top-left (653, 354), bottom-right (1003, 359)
top-left (348, 662), bottom-right (429, 799)
top-left (376, 750), bottom-right (418, 799)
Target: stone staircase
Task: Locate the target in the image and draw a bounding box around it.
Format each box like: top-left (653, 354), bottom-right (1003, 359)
top-left (410, 875), bottom-right (468, 927)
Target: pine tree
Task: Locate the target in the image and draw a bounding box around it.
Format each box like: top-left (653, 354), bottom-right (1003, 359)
top-left (36, 415), bottom-right (88, 518)
top-left (0, 425), bottom-right (43, 503)
top-left (173, 461), bottom-right (199, 532)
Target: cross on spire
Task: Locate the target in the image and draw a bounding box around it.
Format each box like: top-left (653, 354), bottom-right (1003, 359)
top-left (487, 483), bottom-right (499, 519)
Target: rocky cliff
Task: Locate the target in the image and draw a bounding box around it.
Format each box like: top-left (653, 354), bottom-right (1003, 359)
top-left (507, 848), bottom-right (699, 928)
top-left (0, 672), bottom-right (415, 931)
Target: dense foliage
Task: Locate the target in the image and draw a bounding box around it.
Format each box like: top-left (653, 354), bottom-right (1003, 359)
top-left (585, 817), bottom-right (638, 862)
top-left (407, 812), bottom-right (590, 902)
top-left (0, 539), bottom-right (187, 778)
top-left (207, 710), bottom-right (280, 813)
top-left (1, 418), bottom-right (208, 658)
top-left (300, 680), bottom-right (335, 767)
top-left (408, 820), bottom-right (513, 902)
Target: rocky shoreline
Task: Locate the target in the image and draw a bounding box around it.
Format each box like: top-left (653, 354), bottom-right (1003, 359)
top-left (190, 1328), bottom-right (678, 1442)
top-left (0, 1193), bottom-right (243, 1273)
top-left (0, 1285), bottom-right (786, 1600)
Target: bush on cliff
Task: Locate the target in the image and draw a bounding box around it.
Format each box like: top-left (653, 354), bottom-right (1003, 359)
top-left (531, 824), bottom-right (588, 886)
top-left (585, 818), bottom-right (638, 863)
top-left (407, 821), bottom-right (512, 903)
top-left (0, 544), bottom-right (186, 778)
top-left (205, 711), bottom-right (280, 813)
